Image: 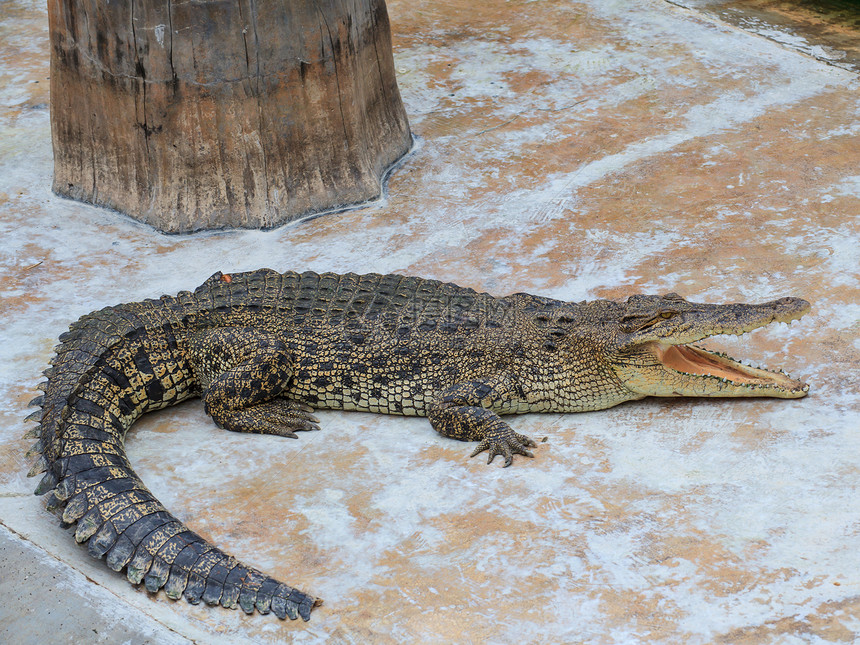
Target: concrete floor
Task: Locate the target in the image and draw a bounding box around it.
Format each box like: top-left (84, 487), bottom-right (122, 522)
top-left (1, 0), bottom-right (859, 643)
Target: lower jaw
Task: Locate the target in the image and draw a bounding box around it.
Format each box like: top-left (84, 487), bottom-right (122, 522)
top-left (622, 376), bottom-right (809, 399)
top-left (619, 345), bottom-right (809, 399)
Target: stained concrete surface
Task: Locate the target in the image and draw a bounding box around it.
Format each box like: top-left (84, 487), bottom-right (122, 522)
top-left (1, 0), bottom-right (859, 643)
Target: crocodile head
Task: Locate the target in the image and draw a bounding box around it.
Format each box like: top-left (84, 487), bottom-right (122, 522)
top-left (606, 293), bottom-right (810, 399)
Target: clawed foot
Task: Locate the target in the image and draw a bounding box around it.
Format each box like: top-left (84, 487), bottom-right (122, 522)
top-left (217, 400), bottom-right (320, 438)
top-left (469, 421), bottom-right (536, 467)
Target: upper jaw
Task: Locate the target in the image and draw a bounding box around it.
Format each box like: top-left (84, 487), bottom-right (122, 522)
top-left (641, 296), bottom-right (811, 346)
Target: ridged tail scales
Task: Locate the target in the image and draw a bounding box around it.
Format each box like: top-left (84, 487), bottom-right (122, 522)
top-left (24, 289), bottom-right (321, 621)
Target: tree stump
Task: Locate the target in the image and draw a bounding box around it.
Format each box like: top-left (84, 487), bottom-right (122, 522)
top-left (48, 0), bottom-right (412, 233)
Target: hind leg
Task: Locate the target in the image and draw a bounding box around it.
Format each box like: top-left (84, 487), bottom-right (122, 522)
top-left (189, 327), bottom-right (319, 437)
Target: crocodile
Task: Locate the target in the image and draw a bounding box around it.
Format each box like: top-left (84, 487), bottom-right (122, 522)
top-left (24, 269), bottom-right (810, 621)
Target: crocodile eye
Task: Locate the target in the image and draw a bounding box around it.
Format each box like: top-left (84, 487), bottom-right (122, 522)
top-left (659, 311), bottom-right (674, 319)
top-left (621, 314), bottom-right (658, 332)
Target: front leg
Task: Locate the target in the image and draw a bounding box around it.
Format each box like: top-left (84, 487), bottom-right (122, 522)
top-left (189, 327), bottom-right (320, 438)
top-left (427, 375), bottom-right (536, 467)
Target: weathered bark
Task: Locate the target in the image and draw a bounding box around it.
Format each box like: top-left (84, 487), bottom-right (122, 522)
top-left (48, 0), bottom-right (412, 233)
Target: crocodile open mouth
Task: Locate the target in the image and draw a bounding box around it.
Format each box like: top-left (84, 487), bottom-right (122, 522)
top-left (610, 295), bottom-right (809, 400)
top-left (647, 342), bottom-right (809, 397)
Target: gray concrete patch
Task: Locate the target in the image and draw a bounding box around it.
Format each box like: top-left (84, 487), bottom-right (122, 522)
top-left (0, 524), bottom-right (192, 645)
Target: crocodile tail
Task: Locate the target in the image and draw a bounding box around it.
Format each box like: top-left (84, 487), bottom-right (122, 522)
top-left (25, 304), bottom-right (322, 620)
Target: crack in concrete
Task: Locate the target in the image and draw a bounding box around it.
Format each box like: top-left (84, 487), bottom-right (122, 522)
top-left (315, 2), bottom-right (352, 147)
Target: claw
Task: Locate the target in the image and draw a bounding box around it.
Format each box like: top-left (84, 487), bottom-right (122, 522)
top-left (488, 443), bottom-right (512, 467)
top-left (272, 402), bottom-right (321, 434)
top-left (469, 438), bottom-right (490, 459)
top-left (214, 399), bottom-right (322, 438)
top-left (469, 425), bottom-right (536, 467)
